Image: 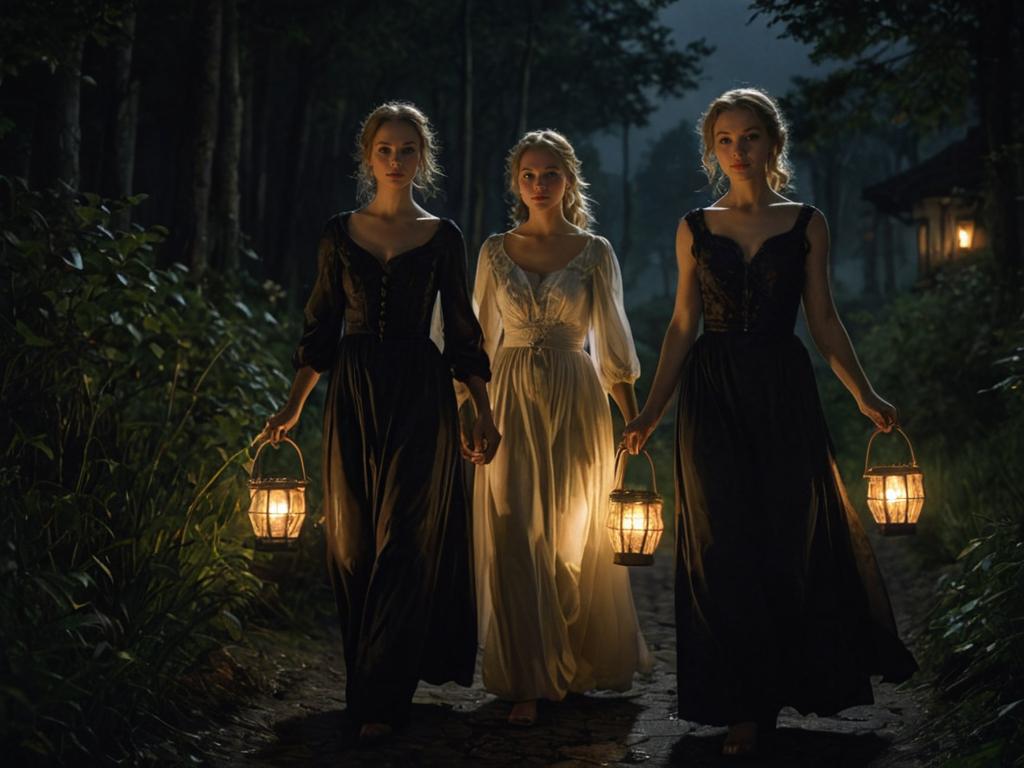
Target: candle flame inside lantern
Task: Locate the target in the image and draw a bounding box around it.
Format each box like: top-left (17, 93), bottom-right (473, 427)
top-left (617, 503), bottom-right (652, 549)
top-left (607, 449), bottom-right (664, 565)
top-left (622, 505), bottom-right (645, 530)
top-left (866, 471), bottom-right (924, 533)
top-left (863, 427), bottom-right (925, 536)
top-left (248, 436), bottom-right (308, 548)
top-left (249, 486), bottom-right (306, 541)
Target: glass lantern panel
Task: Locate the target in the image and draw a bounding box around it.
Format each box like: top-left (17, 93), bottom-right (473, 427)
top-left (248, 487), bottom-right (306, 540)
top-left (286, 488), bottom-right (306, 537)
top-left (608, 499), bottom-right (664, 555)
top-left (884, 475), bottom-right (910, 524)
top-left (905, 471), bottom-right (924, 524)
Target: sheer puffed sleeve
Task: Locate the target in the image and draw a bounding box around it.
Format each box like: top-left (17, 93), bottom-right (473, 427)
top-left (291, 217), bottom-right (344, 373)
top-left (473, 238), bottom-right (503, 368)
top-left (589, 236), bottom-right (640, 392)
top-left (439, 220), bottom-right (491, 383)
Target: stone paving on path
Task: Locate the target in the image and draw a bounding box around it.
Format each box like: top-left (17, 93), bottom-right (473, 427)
top-left (202, 535), bottom-right (937, 768)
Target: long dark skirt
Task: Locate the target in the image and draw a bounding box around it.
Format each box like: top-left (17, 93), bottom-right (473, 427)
top-left (323, 334), bottom-right (476, 726)
top-left (674, 330), bottom-right (917, 726)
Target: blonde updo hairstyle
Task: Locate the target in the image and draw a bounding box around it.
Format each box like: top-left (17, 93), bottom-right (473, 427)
top-left (506, 129), bottom-right (594, 231)
top-left (355, 101), bottom-right (442, 202)
top-left (699, 88), bottom-right (793, 193)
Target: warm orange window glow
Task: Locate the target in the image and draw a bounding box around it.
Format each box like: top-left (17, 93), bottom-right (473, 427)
top-left (956, 219), bottom-right (975, 251)
top-left (957, 226), bottom-right (971, 249)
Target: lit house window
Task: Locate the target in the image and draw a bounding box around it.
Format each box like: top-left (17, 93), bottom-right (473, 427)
top-left (956, 219), bottom-right (975, 251)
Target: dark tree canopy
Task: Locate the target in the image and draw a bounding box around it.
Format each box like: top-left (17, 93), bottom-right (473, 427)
top-left (0, 0), bottom-right (712, 299)
top-left (752, 0), bottom-right (1024, 289)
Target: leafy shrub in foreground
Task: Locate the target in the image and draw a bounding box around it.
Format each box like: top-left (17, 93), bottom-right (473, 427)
top-left (818, 260), bottom-right (1024, 764)
top-left (0, 178), bottom-right (314, 764)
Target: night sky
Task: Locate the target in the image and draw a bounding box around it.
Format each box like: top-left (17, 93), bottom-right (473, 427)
top-left (593, 0), bottom-right (832, 174)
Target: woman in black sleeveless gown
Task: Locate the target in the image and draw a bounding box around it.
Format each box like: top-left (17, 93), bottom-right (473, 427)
top-left (623, 88), bottom-right (916, 757)
top-left (260, 103), bottom-right (498, 743)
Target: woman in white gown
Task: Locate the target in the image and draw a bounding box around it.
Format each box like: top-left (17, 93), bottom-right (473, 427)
top-left (470, 130), bottom-right (651, 725)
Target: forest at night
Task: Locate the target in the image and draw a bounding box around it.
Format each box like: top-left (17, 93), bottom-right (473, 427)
top-left (1, 1), bottom-right (1022, 765)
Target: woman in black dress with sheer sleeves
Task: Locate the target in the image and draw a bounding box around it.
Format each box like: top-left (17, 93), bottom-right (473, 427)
top-left (623, 89), bottom-right (916, 757)
top-left (260, 103), bottom-right (499, 743)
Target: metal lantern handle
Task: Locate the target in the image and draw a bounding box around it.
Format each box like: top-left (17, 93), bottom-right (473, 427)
top-left (613, 447), bottom-right (658, 495)
top-left (252, 436), bottom-right (308, 482)
top-left (863, 426), bottom-right (918, 475)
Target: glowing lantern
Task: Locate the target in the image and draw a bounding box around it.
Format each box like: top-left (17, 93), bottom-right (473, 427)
top-left (956, 219), bottom-right (975, 251)
top-left (248, 437), bottom-right (308, 550)
top-left (863, 427), bottom-right (925, 536)
top-left (607, 449), bottom-right (664, 566)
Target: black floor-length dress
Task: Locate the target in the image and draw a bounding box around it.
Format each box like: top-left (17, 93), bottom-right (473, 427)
top-left (292, 213), bottom-right (490, 726)
top-left (674, 205), bottom-right (917, 726)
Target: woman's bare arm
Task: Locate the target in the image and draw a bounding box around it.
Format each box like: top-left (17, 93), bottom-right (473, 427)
top-left (802, 211), bottom-right (896, 431)
top-left (622, 219), bottom-right (703, 453)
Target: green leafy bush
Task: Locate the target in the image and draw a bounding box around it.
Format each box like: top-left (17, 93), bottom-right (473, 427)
top-left (818, 259), bottom-right (1024, 763)
top-left (0, 178), bottom-right (323, 764)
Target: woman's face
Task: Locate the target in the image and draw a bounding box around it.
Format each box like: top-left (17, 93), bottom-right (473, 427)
top-left (516, 147), bottom-right (569, 217)
top-left (369, 119), bottom-right (422, 192)
top-left (712, 107), bottom-right (774, 186)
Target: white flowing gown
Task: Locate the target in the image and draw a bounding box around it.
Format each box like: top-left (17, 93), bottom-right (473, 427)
top-left (472, 232), bottom-right (652, 702)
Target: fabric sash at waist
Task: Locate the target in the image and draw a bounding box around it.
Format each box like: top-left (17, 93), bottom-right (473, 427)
top-left (502, 325), bottom-right (585, 352)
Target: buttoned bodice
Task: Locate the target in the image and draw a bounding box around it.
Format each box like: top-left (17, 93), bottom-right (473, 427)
top-left (291, 213), bottom-right (489, 383)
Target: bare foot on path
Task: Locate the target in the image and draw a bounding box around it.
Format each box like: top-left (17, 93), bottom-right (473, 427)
top-left (508, 700), bottom-right (537, 726)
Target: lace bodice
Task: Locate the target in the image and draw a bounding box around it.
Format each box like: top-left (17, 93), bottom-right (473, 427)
top-left (684, 205), bottom-right (816, 335)
top-left (474, 233), bottom-right (640, 392)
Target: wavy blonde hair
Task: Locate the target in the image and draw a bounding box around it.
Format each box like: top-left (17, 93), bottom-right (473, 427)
top-left (354, 101), bottom-right (442, 202)
top-left (506, 129), bottom-right (594, 230)
top-left (699, 88), bottom-right (793, 193)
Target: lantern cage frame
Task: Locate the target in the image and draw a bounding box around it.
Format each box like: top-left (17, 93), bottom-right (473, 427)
top-left (863, 427), bottom-right (925, 536)
top-left (248, 436), bottom-right (309, 551)
top-left (607, 448), bottom-right (664, 566)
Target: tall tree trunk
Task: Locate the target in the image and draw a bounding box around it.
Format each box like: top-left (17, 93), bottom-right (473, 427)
top-left (882, 215), bottom-right (896, 295)
top-left (214, 0), bottom-right (242, 272)
top-left (620, 120), bottom-right (631, 264)
top-left (979, 0), bottom-right (1022, 300)
top-left (824, 154), bottom-right (842, 259)
top-left (107, 8), bottom-right (138, 230)
top-left (171, 0), bottom-right (223, 273)
top-left (251, 56), bottom-right (272, 261)
top-left (326, 101), bottom-right (349, 208)
top-left (516, 3), bottom-right (534, 139)
top-left (275, 65), bottom-right (314, 299)
top-left (240, 53), bottom-right (254, 235)
top-left (862, 208), bottom-right (879, 297)
top-left (459, 0), bottom-right (474, 229)
top-left (471, 161), bottom-right (487, 258)
top-left (53, 35), bottom-right (86, 188)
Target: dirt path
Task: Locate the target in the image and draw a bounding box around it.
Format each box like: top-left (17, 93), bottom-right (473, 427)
top-left (196, 534), bottom-right (938, 767)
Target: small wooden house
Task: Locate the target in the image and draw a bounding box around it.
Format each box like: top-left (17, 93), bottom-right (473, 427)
top-left (863, 128), bottom-right (986, 278)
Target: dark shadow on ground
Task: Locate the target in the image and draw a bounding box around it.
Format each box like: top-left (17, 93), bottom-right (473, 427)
top-left (669, 726), bottom-right (891, 767)
top-left (251, 694), bottom-right (645, 767)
